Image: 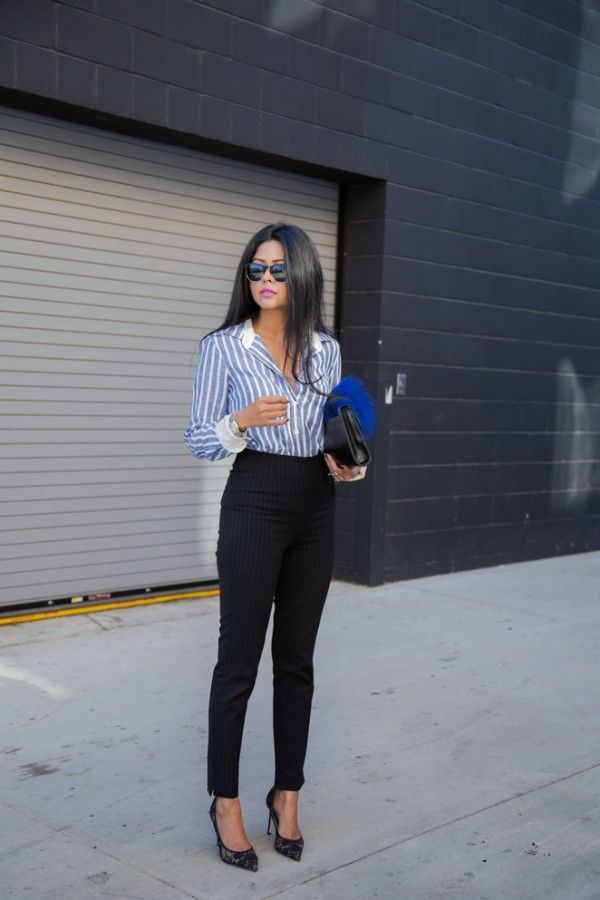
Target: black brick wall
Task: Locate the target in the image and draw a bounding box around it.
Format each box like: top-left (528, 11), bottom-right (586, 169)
top-left (1, 0), bottom-right (599, 584)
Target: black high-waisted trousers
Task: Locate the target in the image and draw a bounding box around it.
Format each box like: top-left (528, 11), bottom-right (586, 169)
top-left (207, 447), bottom-right (336, 798)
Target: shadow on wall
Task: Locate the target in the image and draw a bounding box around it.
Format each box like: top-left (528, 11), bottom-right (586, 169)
top-left (561, 2), bottom-right (600, 204)
top-left (551, 359), bottom-right (600, 513)
top-left (553, 6), bottom-right (600, 516)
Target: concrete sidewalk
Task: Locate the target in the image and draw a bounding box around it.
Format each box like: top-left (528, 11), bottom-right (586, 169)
top-left (2, 551), bottom-right (600, 900)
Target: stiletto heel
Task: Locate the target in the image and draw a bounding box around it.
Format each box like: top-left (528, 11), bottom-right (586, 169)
top-left (209, 797), bottom-right (258, 871)
top-left (265, 785), bottom-right (304, 862)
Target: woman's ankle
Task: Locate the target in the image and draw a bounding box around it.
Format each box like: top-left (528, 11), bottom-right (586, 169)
top-left (216, 795), bottom-right (240, 810)
top-left (275, 788), bottom-right (299, 806)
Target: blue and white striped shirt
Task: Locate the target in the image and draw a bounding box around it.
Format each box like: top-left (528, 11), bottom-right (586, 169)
top-left (183, 316), bottom-right (341, 461)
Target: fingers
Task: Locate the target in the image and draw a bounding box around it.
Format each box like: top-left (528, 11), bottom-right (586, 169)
top-left (325, 453), bottom-right (345, 475)
top-left (324, 453), bottom-right (357, 481)
top-left (257, 395), bottom-right (288, 426)
top-left (271, 401), bottom-right (289, 425)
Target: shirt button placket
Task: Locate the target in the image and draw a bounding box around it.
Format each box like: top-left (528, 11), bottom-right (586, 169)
top-left (289, 381), bottom-right (300, 435)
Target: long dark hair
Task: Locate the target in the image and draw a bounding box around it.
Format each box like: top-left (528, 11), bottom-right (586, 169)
top-left (193, 222), bottom-right (336, 397)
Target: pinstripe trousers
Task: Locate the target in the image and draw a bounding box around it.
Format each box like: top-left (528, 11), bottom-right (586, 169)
top-left (207, 447), bottom-right (336, 798)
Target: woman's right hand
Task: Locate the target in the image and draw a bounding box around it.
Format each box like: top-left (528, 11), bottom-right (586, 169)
top-left (234, 395), bottom-right (289, 431)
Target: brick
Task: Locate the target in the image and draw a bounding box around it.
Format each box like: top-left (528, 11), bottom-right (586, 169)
top-left (261, 71), bottom-right (315, 122)
top-left (458, 0), bottom-right (501, 31)
top-left (230, 102), bottom-right (261, 149)
top-left (285, 118), bottom-right (320, 164)
top-left (498, 5), bottom-right (540, 52)
top-left (166, 0), bottom-right (231, 55)
top-left (57, 54), bottom-right (97, 107)
top-left (497, 74), bottom-right (569, 134)
top-left (288, 38), bottom-right (341, 90)
top-left (369, 102), bottom-right (418, 149)
top-left (15, 43), bottom-right (58, 97)
top-left (342, 324), bottom-right (381, 360)
top-left (341, 57), bottom-right (390, 104)
top-left (167, 85), bottom-right (200, 133)
top-left (436, 15), bottom-right (485, 64)
top-left (342, 290), bottom-right (382, 327)
top-left (0, 0), bottom-right (54, 46)
top-left (259, 110), bottom-right (290, 158)
top-left (394, 2), bottom-right (440, 44)
top-left (332, 131), bottom-right (388, 178)
top-left (367, 26), bottom-right (418, 74)
top-left (366, 26), bottom-right (396, 71)
top-left (412, 0), bottom-right (461, 17)
top-left (232, 20), bottom-right (287, 76)
top-left (315, 86), bottom-right (364, 136)
top-left (201, 52), bottom-right (260, 108)
top-left (413, 43), bottom-right (496, 104)
top-left (96, 0), bottom-right (168, 33)
top-left (57, 6), bottom-right (131, 70)
top-left (0, 37), bottom-right (17, 87)
top-left (318, 7), bottom-right (369, 57)
top-left (344, 221), bottom-right (386, 256)
top-left (390, 72), bottom-right (435, 117)
top-left (344, 181), bottom-right (386, 221)
top-left (312, 0), bottom-right (345, 14)
top-left (199, 93), bottom-right (232, 143)
top-left (311, 127), bottom-right (345, 171)
top-left (201, 0), bottom-right (263, 20)
top-left (132, 75), bottom-right (169, 126)
top-left (530, 10), bottom-right (581, 70)
top-left (345, 0), bottom-right (394, 29)
top-left (501, 0), bottom-right (600, 46)
top-left (535, 22), bottom-right (580, 70)
top-left (97, 65), bottom-right (134, 116)
top-left (133, 30), bottom-right (200, 91)
top-left (263, 0), bottom-right (320, 43)
top-left (60, 0), bottom-right (97, 11)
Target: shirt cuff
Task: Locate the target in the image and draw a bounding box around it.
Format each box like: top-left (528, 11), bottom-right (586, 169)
top-left (214, 413), bottom-right (248, 453)
top-left (347, 464), bottom-right (367, 481)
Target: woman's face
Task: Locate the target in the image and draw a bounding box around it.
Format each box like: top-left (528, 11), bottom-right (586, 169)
top-left (248, 239), bottom-right (288, 313)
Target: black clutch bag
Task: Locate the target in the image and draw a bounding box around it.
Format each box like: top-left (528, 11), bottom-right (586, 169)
top-left (323, 400), bottom-right (371, 467)
top-left (323, 375), bottom-right (374, 468)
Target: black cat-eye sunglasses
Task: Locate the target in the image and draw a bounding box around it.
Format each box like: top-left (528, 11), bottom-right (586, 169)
top-left (245, 262), bottom-right (287, 283)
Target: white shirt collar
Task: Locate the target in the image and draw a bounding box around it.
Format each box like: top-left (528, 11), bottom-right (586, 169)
top-left (241, 316), bottom-right (322, 352)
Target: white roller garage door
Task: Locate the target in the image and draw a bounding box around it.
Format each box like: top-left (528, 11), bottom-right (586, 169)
top-left (0, 105), bottom-right (339, 609)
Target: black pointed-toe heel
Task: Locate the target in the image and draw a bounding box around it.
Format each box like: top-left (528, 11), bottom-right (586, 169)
top-left (265, 785), bottom-right (304, 862)
top-left (209, 797), bottom-right (258, 872)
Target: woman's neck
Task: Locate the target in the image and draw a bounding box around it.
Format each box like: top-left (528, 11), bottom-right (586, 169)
top-left (254, 309), bottom-right (287, 342)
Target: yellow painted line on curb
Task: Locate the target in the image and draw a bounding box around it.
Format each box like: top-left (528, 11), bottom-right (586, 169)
top-left (0, 588), bottom-right (220, 627)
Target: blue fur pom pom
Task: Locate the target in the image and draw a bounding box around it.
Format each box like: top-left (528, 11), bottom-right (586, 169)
top-left (324, 375), bottom-right (376, 439)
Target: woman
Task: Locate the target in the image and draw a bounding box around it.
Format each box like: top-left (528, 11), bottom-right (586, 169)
top-left (183, 222), bottom-right (366, 872)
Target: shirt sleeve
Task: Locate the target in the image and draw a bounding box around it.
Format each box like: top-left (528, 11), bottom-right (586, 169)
top-left (330, 338), bottom-right (342, 390)
top-left (183, 336), bottom-right (248, 461)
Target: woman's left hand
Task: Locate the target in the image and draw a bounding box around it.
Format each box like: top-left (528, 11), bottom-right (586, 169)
top-left (323, 452), bottom-right (363, 482)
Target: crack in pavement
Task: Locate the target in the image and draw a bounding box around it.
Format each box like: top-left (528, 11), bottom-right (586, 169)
top-left (260, 758), bottom-right (600, 899)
